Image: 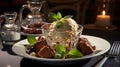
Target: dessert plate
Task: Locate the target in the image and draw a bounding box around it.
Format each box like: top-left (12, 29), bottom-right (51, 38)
top-left (12, 35), bottom-right (110, 65)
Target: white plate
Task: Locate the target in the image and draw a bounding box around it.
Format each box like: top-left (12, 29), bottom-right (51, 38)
top-left (12, 35), bottom-right (110, 65)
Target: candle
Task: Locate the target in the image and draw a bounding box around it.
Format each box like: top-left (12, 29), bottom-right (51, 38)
top-left (96, 10), bottom-right (110, 27)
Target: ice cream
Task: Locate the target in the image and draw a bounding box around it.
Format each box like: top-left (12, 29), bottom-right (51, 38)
top-left (44, 17), bottom-right (82, 49)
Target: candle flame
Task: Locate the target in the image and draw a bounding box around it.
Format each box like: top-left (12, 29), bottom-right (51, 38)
top-left (102, 10), bottom-right (106, 15)
top-left (28, 15), bottom-right (33, 18)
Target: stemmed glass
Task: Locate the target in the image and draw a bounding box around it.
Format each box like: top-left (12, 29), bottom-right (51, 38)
top-left (41, 23), bottom-right (83, 50)
top-left (20, 0), bottom-right (46, 35)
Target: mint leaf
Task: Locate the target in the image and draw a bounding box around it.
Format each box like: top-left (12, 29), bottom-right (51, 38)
top-left (56, 21), bottom-right (63, 29)
top-left (48, 12), bottom-right (73, 22)
top-left (48, 12), bottom-right (58, 21)
top-left (63, 15), bottom-right (73, 19)
top-left (56, 12), bottom-right (62, 20)
top-left (48, 12), bottom-right (62, 21)
top-left (68, 49), bottom-right (83, 58)
top-left (55, 43), bottom-right (66, 58)
top-left (54, 53), bottom-right (62, 59)
top-left (27, 35), bottom-right (37, 45)
top-left (56, 44), bottom-right (66, 54)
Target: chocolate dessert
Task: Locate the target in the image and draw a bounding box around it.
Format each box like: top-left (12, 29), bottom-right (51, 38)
top-left (27, 40), bottom-right (55, 58)
top-left (26, 36), bottom-right (96, 58)
top-left (77, 38), bottom-right (96, 55)
top-left (25, 12), bottom-right (96, 59)
top-left (38, 45), bottom-right (55, 58)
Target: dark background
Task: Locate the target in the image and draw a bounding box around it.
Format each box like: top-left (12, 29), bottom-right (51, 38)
top-left (0, 0), bottom-right (120, 27)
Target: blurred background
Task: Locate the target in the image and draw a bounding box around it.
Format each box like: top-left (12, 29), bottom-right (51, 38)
top-left (0, 0), bottom-right (120, 26)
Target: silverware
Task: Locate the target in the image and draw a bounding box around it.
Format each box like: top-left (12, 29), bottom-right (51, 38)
top-left (94, 41), bottom-right (120, 67)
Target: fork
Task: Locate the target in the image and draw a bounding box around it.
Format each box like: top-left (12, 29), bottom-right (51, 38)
top-left (94, 41), bottom-right (120, 67)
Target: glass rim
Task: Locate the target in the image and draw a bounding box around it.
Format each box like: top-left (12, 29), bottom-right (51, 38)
top-left (27, 0), bottom-right (46, 4)
top-left (41, 23), bottom-right (83, 33)
top-left (4, 11), bottom-right (17, 15)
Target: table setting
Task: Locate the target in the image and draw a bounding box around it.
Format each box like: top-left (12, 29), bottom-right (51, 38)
top-left (0, 0), bottom-right (120, 67)
top-left (0, 23), bottom-right (120, 67)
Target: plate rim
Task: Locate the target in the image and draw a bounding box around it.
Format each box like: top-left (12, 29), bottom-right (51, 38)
top-left (12, 35), bottom-right (111, 61)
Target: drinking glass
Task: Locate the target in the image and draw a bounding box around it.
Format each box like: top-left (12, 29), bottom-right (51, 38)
top-left (20, 0), bottom-right (46, 35)
top-left (0, 12), bottom-right (21, 45)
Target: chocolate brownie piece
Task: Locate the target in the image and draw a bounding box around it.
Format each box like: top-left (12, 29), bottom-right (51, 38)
top-left (77, 38), bottom-right (96, 55)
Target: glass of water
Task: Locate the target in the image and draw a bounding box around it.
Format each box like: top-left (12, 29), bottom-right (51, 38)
top-left (0, 11), bottom-right (21, 45)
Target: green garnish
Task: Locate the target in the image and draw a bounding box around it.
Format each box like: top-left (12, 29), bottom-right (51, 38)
top-left (56, 43), bottom-right (66, 54)
top-left (68, 49), bottom-right (83, 58)
top-left (56, 21), bottom-right (63, 29)
top-left (63, 15), bottom-right (73, 19)
top-left (48, 12), bottom-right (73, 29)
top-left (48, 12), bottom-right (62, 21)
top-left (54, 43), bottom-right (83, 59)
top-left (55, 43), bottom-right (66, 59)
top-left (54, 52), bottom-right (62, 59)
top-left (56, 12), bottom-right (62, 20)
top-left (27, 35), bottom-right (37, 45)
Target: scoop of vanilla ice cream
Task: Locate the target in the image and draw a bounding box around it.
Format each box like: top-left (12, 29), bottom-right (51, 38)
top-left (62, 18), bottom-right (78, 32)
top-left (48, 18), bottom-right (79, 48)
top-left (50, 18), bottom-right (78, 31)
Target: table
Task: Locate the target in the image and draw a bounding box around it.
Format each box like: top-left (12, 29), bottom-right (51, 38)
top-left (0, 25), bottom-right (120, 67)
